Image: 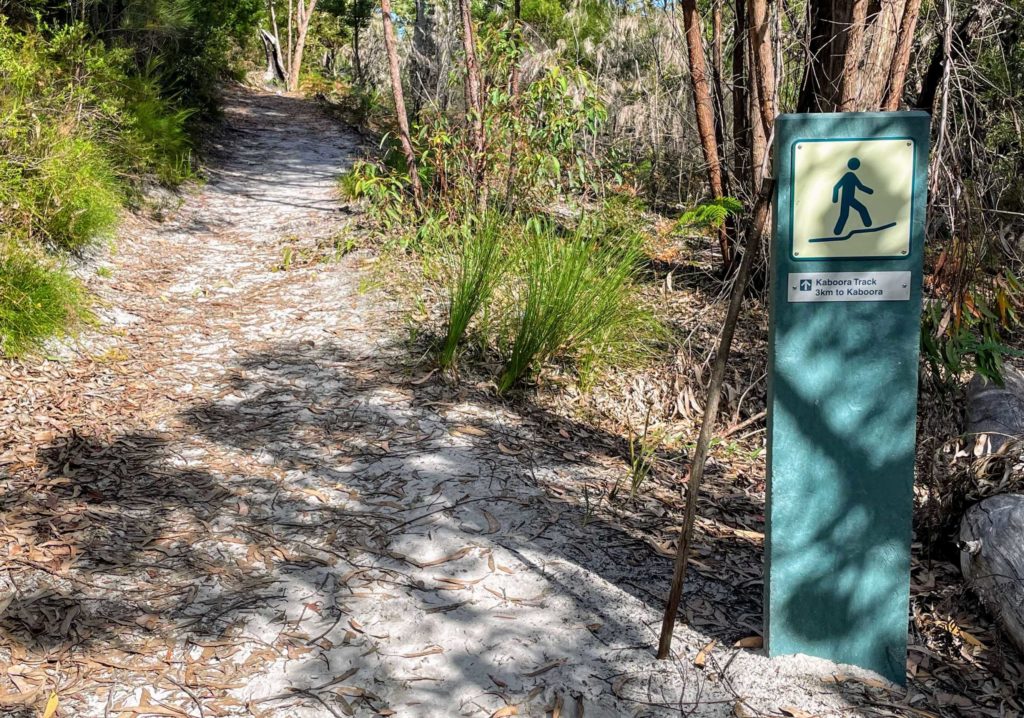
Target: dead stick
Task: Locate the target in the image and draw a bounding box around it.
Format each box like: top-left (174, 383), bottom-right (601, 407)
top-left (657, 178), bottom-right (775, 660)
top-left (720, 409), bottom-right (767, 439)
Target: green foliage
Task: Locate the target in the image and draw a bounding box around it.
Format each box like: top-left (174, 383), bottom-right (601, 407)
top-left (31, 136), bottom-right (122, 251)
top-left (517, 0), bottom-right (611, 58)
top-left (497, 220), bottom-right (657, 393)
top-left (118, 62), bottom-right (197, 184)
top-left (355, 25), bottom-right (609, 221)
top-left (339, 159), bottom-right (412, 229)
top-left (0, 244), bottom-right (90, 356)
top-left (921, 274), bottom-right (1024, 386)
top-left (438, 215), bottom-right (505, 368)
top-left (0, 4), bottom-right (260, 355)
top-left (674, 197), bottom-right (743, 234)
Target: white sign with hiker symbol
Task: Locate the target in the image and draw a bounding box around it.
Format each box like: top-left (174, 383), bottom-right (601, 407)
top-left (791, 138), bottom-right (915, 259)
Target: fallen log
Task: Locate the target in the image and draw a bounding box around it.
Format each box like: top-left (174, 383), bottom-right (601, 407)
top-left (960, 493), bottom-right (1024, 654)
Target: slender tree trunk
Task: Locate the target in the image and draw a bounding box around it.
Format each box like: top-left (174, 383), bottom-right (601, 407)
top-left (410, 0), bottom-right (439, 116)
top-left (680, 0), bottom-right (730, 268)
top-left (748, 64), bottom-right (766, 193)
top-left (269, 0), bottom-right (281, 49)
top-left (352, 24), bottom-right (363, 85)
top-left (732, 0), bottom-right (750, 192)
top-left (882, 0), bottom-right (923, 110)
top-left (458, 0), bottom-right (486, 210)
top-left (458, 0), bottom-right (484, 148)
top-left (287, 0), bottom-right (318, 92)
top-left (747, 0), bottom-right (774, 192)
top-left (711, 0), bottom-right (736, 271)
top-left (711, 0), bottom-right (730, 194)
top-left (510, 0), bottom-right (522, 100)
top-left (381, 0), bottom-right (423, 208)
top-left (505, 0), bottom-right (523, 207)
top-left (287, 0), bottom-right (294, 76)
top-left (747, 0), bottom-right (774, 176)
top-left (657, 177), bottom-right (775, 660)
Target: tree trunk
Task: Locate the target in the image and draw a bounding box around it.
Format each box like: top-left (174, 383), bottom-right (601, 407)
top-left (915, 7), bottom-right (979, 112)
top-left (260, 28), bottom-right (288, 84)
top-left (732, 0), bottom-right (749, 192)
top-left (857, 0), bottom-right (906, 109)
top-left (882, 0), bottom-right (923, 110)
top-left (410, 0), bottom-right (439, 116)
top-left (287, 0), bottom-right (318, 92)
top-left (269, 0), bottom-right (281, 50)
top-left (680, 0), bottom-right (730, 267)
top-left (381, 0), bottom-right (423, 207)
top-left (510, 0), bottom-right (522, 101)
top-left (505, 0), bottom-right (523, 207)
top-left (747, 0), bottom-right (774, 187)
top-left (352, 24), bottom-right (363, 85)
top-left (711, 1), bottom-right (736, 271)
top-left (798, 0), bottom-right (848, 112)
top-left (458, 0), bottom-right (483, 147)
top-left (657, 177), bottom-right (775, 659)
top-left (799, 0), bottom-right (920, 113)
top-left (960, 494), bottom-right (1024, 655)
top-left (457, 0), bottom-right (486, 210)
top-left (287, 0), bottom-right (294, 77)
top-left (711, 0), bottom-right (729, 190)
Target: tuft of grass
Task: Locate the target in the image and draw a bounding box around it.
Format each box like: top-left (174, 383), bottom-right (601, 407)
top-left (439, 216), bottom-right (505, 369)
top-left (497, 222), bottom-right (659, 393)
top-left (0, 245), bottom-right (90, 356)
top-left (32, 136), bottom-right (121, 252)
top-left (123, 60), bottom-right (196, 184)
top-left (626, 404), bottom-right (664, 498)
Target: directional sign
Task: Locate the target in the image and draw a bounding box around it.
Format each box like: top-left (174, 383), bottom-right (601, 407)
top-left (766, 112), bottom-right (930, 684)
top-left (787, 271), bottom-right (911, 302)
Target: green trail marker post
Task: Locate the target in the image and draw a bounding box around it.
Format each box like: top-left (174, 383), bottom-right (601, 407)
top-left (766, 112), bottom-right (930, 683)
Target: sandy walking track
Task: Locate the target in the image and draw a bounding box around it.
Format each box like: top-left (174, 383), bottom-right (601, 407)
top-left (0, 89), bottom-right (887, 717)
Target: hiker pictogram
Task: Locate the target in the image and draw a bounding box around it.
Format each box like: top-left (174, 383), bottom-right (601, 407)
top-left (833, 158), bottom-right (873, 234)
top-left (808, 157), bottom-right (898, 244)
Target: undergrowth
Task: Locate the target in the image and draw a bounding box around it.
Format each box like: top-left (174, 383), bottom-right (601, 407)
top-left (497, 220), bottom-right (658, 393)
top-left (439, 216), bottom-right (505, 369)
top-left (0, 16), bottom-right (230, 355)
top-left (0, 244), bottom-right (90, 356)
top-left (335, 25), bottom-right (663, 393)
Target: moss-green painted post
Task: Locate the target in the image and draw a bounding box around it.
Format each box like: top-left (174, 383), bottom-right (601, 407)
top-left (766, 112), bottom-right (930, 684)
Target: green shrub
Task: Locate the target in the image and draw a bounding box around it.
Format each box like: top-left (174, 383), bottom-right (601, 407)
top-left (32, 135), bottom-right (121, 252)
top-left (339, 160), bottom-right (411, 229)
top-left (0, 245), bottom-right (90, 356)
top-left (439, 216), bottom-right (506, 368)
top-left (497, 222), bottom-right (658, 393)
top-left (118, 63), bottom-right (197, 185)
top-left (0, 15), bottom-right (232, 355)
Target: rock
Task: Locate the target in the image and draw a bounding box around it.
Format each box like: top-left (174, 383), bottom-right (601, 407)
top-left (960, 494), bottom-right (1024, 654)
top-left (966, 366), bottom-right (1024, 454)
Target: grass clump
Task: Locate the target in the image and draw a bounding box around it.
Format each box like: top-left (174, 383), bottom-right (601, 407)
top-left (32, 135), bottom-right (122, 252)
top-left (497, 221), bottom-right (659, 394)
top-left (439, 216), bottom-right (505, 368)
top-left (0, 244), bottom-right (90, 356)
